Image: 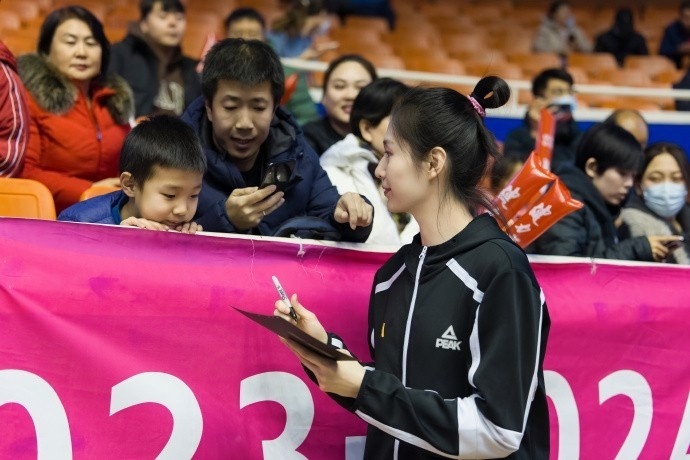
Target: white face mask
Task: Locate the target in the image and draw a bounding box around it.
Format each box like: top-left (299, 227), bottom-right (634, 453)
top-left (642, 181), bottom-right (688, 218)
top-left (550, 94), bottom-right (578, 112)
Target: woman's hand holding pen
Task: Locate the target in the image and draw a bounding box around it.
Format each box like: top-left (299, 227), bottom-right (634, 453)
top-left (274, 294), bottom-right (366, 398)
top-left (274, 293), bottom-right (328, 344)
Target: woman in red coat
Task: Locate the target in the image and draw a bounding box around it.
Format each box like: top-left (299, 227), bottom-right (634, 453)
top-left (18, 6), bottom-right (134, 213)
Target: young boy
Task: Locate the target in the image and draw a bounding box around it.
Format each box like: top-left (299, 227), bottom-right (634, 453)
top-left (58, 115), bottom-right (207, 234)
top-left (180, 38), bottom-right (373, 241)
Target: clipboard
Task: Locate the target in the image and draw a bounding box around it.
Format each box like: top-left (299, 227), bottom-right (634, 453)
top-left (232, 307), bottom-right (356, 361)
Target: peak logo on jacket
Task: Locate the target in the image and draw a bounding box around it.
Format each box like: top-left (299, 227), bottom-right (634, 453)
top-left (436, 325), bottom-right (462, 351)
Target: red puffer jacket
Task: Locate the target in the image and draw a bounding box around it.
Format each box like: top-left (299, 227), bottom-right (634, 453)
top-left (18, 53), bottom-right (134, 213)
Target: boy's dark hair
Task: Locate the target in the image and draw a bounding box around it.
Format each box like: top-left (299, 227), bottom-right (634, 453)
top-left (201, 38), bottom-right (285, 105)
top-left (575, 122), bottom-right (642, 174)
top-left (120, 115), bottom-right (206, 186)
top-left (322, 54), bottom-right (377, 91)
top-left (140, 0), bottom-right (185, 20)
top-left (389, 76), bottom-right (510, 217)
top-left (531, 68), bottom-right (574, 97)
top-left (38, 6), bottom-right (110, 75)
top-left (350, 77), bottom-right (408, 138)
top-left (224, 7), bottom-right (265, 32)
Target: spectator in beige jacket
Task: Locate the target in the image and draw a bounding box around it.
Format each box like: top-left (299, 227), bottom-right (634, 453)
top-left (533, 1), bottom-right (592, 57)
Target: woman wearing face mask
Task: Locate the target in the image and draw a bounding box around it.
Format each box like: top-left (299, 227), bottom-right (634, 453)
top-left (531, 123), bottom-right (682, 261)
top-left (619, 142), bottom-right (690, 264)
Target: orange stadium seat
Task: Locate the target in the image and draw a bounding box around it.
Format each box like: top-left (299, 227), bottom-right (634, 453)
top-left (599, 98), bottom-right (663, 111)
top-left (80, 186), bottom-right (120, 201)
top-left (0, 2), bottom-right (40, 23)
top-left (464, 61), bottom-right (523, 80)
top-left (567, 53), bottom-right (618, 78)
top-left (624, 55), bottom-right (676, 78)
top-left (594, 68), bottom-right (653, 87)
top-left (2, 28), bottom-right (40, 56)
top-left (508, 53), bottom-right (563, 79)
top-left (565, 66), bottom-right (589, 84)
top-left (404, 56), bottom-right (465, 74)
top-left (0, 11), bottom-right (22, 31)
top-left (0, 178), bottom-right (56, 220)
top-left (341, 16), bottom-right (390, 33)
top-left (363, 53), bottom-right (405, 70)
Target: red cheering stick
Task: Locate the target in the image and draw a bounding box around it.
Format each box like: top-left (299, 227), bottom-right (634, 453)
top-left (534, 108), bottom-right (556, 171)
top-left (493, 152), bottom-right (557, 223)
top-left (280, 73), bottom-right (299, 106)
top-left (507, 179), bottom-right (583, 248)
top-left (196, 33), bottom-right (218, 73)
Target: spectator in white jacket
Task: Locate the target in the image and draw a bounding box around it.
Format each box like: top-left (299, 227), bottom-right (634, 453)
top-left (320, 77), bottom-right (414, 246)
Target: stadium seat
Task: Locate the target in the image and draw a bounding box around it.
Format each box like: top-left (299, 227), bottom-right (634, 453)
top-left (405, 57), bottom-right (465, 75)
top-left (567, 53), bottom-right (618, 78)
top-left (594, 68), bottom-right (653, 87)
top-left (341, 16), bottom-right (390, 33)
top-left (0, 2), bottom-right (40, 23)
top-left (599, 98), bottom-right (663, 111)
top-left (0, 178), bottom-right (56, 220)
top-left (624, 55), bottom-right (676, 78)
top-left (0, 11), bottom-right (21, 31)
top-left (79, 186), bottom-right (120, 201)
top-left (463, 61), bottom-right (523, 80)
top-left (508, 53), bottom-right (563, 78)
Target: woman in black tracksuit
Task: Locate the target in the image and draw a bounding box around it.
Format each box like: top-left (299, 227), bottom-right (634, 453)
top-left (275, 78), bottom-right (551, 459)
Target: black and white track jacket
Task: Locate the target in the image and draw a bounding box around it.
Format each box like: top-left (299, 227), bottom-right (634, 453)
top-left (328, 214), bottom-right (550, 459)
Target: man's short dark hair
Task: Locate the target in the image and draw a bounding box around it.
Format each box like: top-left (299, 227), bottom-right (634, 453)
top-left (531, 68), bottom-right (574, 97)
top-left (120, 115), bottom-right (206, 186)
top-left (140, 0), bottom-right (185, 20)
top-left (201, 38), bottom-right (285, 105)
top-left (223, 7), bottom-right (265, 32)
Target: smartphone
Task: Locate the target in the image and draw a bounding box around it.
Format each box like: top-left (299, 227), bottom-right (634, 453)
top-left (259, 160), bottom-right (296, 192)
top-left (664, 237), bottom-right (685, 251)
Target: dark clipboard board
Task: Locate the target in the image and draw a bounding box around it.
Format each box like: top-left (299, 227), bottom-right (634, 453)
top-left (232, 307), bottom-right (356, 361)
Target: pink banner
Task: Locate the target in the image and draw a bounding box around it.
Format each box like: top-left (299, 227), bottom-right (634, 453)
top-left (0, 218), bottom-right (689, 459)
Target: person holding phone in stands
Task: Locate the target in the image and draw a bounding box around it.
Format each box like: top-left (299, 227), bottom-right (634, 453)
top-left (180, 38), bottom-right (373, 240)
top-left (619, 142), bottom-right (690, 264)
top-left (504, 68), bottom-right (583, 170)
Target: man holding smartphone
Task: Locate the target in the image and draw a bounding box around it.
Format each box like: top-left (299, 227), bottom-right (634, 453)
top-left (181, 38), bottom-right (373, 240)
top-left (504, 68), bottom-right (583, 170)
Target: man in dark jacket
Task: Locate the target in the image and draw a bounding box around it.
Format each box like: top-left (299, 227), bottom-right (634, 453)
top-left (108, 0), bottom-right (201, 118)
top-left (531, 123), bottom-right (678, 261)
top-left (595, 8), bottom-right (649, 67)
top-left (180, 38), bottom-right (373, 240)
top-left (659, 1), bottom-right (690, 69)
top-left (504, 68), bottom-right (582, 170)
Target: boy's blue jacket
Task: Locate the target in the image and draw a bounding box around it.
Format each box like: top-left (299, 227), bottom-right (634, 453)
top-left (58, 190), bottom-right (125, 224)
top-left (181, 96), bottom-right (372, 241)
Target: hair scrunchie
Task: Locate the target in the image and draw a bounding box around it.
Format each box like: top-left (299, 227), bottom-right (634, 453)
top-left (468, 95), bottom-right (486, 118)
